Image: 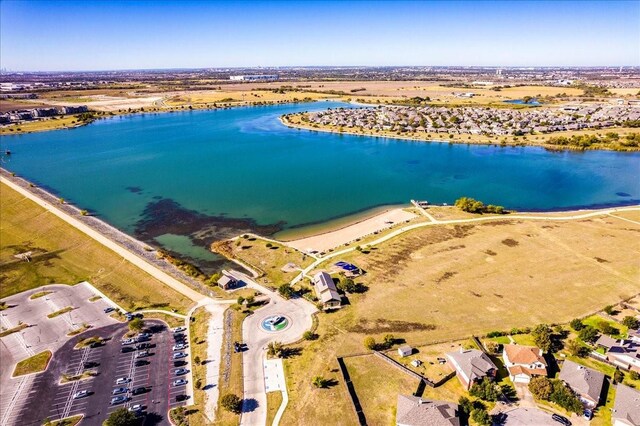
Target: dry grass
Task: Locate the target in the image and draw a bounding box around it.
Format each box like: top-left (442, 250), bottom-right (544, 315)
top-left (0, 182), bottom-right (193, 314)
top-left (0, 116), bottom-right (82, 135)
top-left (266, 391), bottom-right (283, 426)
top-left (215, 308), bottom-right (246, 426)
top-left (184, 306), bottom-right (212, 426)
top-left (215, 237), bottom-right (313, 286)
top-left (13, 350), bottom-right (52, 376)
top-left (164, 89), bottom-right (335, 107)
top-left (283, 215), bottom-right (639, 422)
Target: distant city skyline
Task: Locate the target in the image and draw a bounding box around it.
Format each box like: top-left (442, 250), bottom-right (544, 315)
top-left (1, 0), bottom-right (639, 72)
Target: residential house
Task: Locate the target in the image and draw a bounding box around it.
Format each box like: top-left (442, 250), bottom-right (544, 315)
top-left (217, 271), bottom-right (238, 290)
top-left (502, 344), bottom-right (547, 384)
top-left (396, 395), bottom-right (460, 426)
top-left (558, 360), bottom-right (605, 409)
top-left (312, 272), bottom-right (341, 310)
top-left (445, 348), bottom-right (497, 390)
top-left (398, 345), bottom-right (413, 358)
top-left (612, 384), bottom-right (640, 426)
top-left (604, 339), bottom-right (640, 373)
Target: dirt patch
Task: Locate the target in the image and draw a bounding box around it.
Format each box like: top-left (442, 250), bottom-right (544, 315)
top-left (435, 271), bottom-right (458, 284)
top-left (594, 257), bottom-right (609, 263)
top-left (501, 238), bottom-right (519, 247)
top-left (348, 318), bottom-right (437, 333)
top-left (484, 249), bottom-right (497, 256)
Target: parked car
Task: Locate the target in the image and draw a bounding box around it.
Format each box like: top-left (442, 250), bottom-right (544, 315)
top-left (173, 327), bottom-right (186, 333)
top-left (132, 387), bottom-right (147, 395)
top-left (115, 377), bottom-right (130, 385)
top-left (583, 409), bottom-right (593, 420)
top-left (73, 390), bottom-right (90, 399)
top-left (121, 347), bottom-right (135, 353)
top-left (552, 414), bottom-right (571, 426)
top-left (129, 404), bottom-right (143, 412)
top-left (136, 350), bottom-right (149, 358)
top-left (173, 379), bottom-right (188, 386)
top-left (174, 368), bottom-right (188, 376)
top-left (137, 333), bottom-right (152, 339)
top-left (172, 343), bottom-right (187, 351)
top-left (103, 307), bottom-right (115, 313)
top-left (111, 396), bottom-right (127, 405)
top-left (136, 343), bottom-right (151, 350)
top-left (176, 394), bottom-right (189, 402)
top-left (172, 352), bottom-right (187, 359)
top-left (83, 361), bottom-right (99, 369)
top-left (174, 360), bottom-right (187, 367)
top-left (134, 360), bottom-right (148, 367)
top-left (173, 333), bottom-right (185, 340)
top-left (112, 387), bottom-right (128, 395)
top-left (121, 338), bottom-right (135, 345)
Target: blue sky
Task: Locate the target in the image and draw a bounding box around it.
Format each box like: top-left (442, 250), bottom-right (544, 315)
top-left (1, 0), bottom-right (638, 71)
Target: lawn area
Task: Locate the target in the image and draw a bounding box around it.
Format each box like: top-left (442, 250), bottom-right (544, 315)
top-left (0, 182), bottom-right (193, 314)
top-left (47, 306), bottom-right (74, 318)
top-left (282, 215), bottom-right (639, 423)
top-left (344, 354), bottom-right (420, 426)
top-left (511, 333), bottom-right (537, 346)
top-left (0, 116), bottom-right (81, 135)
top-left (143, 312), bottom-right (185, 328)
top-left (0, 322), bottom-right (28, 337)
top-left (184, 306), bottom-right (211, 426)
top-left (583, 314), bottom-right (628, 339)
top-left (13, 350), bottom-right (52, 376)
top-left (30, 290), bottom-right (53, 299)
top-left (213, 237), bottom-right (313, 286)
top-left (43, 415), bottom-right (82, 426)
top-left (266, 391), bottom-right (283, 426)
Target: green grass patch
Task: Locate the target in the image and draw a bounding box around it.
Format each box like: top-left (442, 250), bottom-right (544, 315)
top-left (13, 350), bottom-right (52, 376)
top-left (0, 322), bottom-right (28, 337)
top-left (511, 333), bottom-right (536, 346)
top-left (67, 324), bottom-right (90, 336)
top-left (60, 371), bottom-right (97, 383)
top-left (75, 336), bottom-right (102, 348)
top-left (47, 306), bottom-right (74, 319)
top-left (30, 291), bottom-right (53, 300)
top-left (583, 314), bottom-right (628, 339)
top-left (88, 295), bottom-right (101, 302)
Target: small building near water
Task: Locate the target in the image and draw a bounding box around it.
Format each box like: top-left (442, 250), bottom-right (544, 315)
top-left (312, 272), bottom-right (341, 310)
top-left (217, 270), bottom-right (238, 290)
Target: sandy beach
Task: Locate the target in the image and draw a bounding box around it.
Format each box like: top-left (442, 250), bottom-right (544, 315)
top-left (285, 207), bottom-right (418, 253)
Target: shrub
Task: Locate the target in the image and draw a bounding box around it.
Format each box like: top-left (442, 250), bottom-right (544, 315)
top-left (221, 393), bottom-right (242, 413)
top-left (570, 318), bottom-right (585, 331)
top-left (629, 370), bottom-right (640, 381)
top-left (303, 331), bottom-right (317, 340)
top-left (622, 316), bottom-right (639, 330)
top-left (550, 380), bottom-right (583, 413)
top-left (469, 377), bottom-right (500, 401)
top-left (312, 376), bottom-right (328, 388)
top-left (614, 369), bottom-right (625, 384)
top-left (364, 336), bottom-right (376, 350)
top-left (578, 326), bottom-right (598, 343)
top-left (128, 318), bottom-right (144, 332)
top-left (278, 284), bottom-right (294, 299)
top-left (604, 305), bottom-right (616, 315)
top-left (471, 408), bottom-right (492, 426)
top-left (104, 408), bottom-right (138, 425)
top-left (565, 339), bottom-right (587, 357)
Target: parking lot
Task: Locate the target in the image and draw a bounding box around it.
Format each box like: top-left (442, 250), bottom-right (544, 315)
top-left (14, 320), bottom-right (190, 426)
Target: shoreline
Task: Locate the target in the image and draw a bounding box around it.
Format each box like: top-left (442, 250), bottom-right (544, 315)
top-left (279, 114), bottom-right (640, 152)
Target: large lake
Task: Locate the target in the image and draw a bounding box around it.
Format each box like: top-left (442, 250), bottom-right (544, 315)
top-left (1, 101), bottom-right (639, 271)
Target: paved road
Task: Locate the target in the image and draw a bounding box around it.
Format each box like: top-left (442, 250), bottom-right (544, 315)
top-left (230, 272), bottom-right (316, 426)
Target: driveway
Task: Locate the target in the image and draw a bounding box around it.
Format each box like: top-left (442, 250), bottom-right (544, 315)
top-left (229, 272), bottom-right (316, 426)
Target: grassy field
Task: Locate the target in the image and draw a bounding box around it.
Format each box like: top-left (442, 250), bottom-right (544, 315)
top-left (215, 308), bottom-right (246, 425)
top-left (0, 182), bottom-right (193, 314)
top-left (0, 116), bottom-right (84, 135)
top-left (282, 214), bottom-right (639, 422)
top-left (13, 350), bottom-right (52, 376)
top-left (163, 89), bottom-right (335, 107)
top-left (214, 237), bottom-right (313, 286)
top-left (184, 306), bottom-right (212, 426)
top-left (266, 391), bottom-right (283, 426)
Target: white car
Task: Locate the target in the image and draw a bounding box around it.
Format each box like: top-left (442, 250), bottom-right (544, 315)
top-left (172, 343), bottom-right (187, 351)
top-left (115, 377), bottom-right (130, 385)
top-left (73, 390), bottom-right (89, 399)
top-left (173, 379), bottom-right (187, 386)
top-left (121, 338), bottom-right (135, 345)
top-left (172, 352), bottom-right (187, 359)
top-left (173, 327), bottom-right (186, 333)
top-left (129, 404), bottom-right (143, 412)
top-left (136, 350), bottom-right (149, 358)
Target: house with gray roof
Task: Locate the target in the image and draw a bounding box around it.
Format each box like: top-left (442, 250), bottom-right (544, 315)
top-left (612, 384), bottom-right (640, 426)
top-left (558, 360), bottom-right (605, 408)
top-left (396, 395), bottom-right (459, 426)
top-left (445, 348), bottom-right (497, 390)
top-left (312, 271), bottom-right (341, 310)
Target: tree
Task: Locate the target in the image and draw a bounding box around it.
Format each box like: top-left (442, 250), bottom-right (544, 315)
top-left (529, 376), bottom-right (552, 400)
top-left (221, 393), bottom-right (242, 413)
top-left (531, 324), bottom-right (553, 352)
top-left (267, 341), bottom-right (283, 357)
top-left (103, 408), bottom-right (138, 426)
top-left (469, 377), bottom-right (500, 401)
top-left (565, 339), bottom-right (586, 357)
top-left (604, 305), bottom-right (616, 315)
top-left (471, 408), bottom-right (492, 426)
top-left (364, 336), bottom-right (376, 350)
top-left (484, 341), bottom-right (500, 354)
top-left (622, 316), bottom-right (639, 330)
top-left (237, 296), bottom-right (245, 305)
top-left (278, 284), bottom-right (293, 299)
top-left (629, 370), bottom-right (640, 381)
top-left (128, 317), bottom-right (144, 333)
top-left (312, 376), bottom-right (328, 388)
top-left (246, 295), bottom-right (255, 306)
top-left (458, 396), bottom-right (474, 415)
top-left (194, 355), bottom-right (201, 365)
top-left (383, 334), bottom-right (395, 348)
top-left (570, 318), bottom-right (585, 331)
top-left (303, 331), bottom-right (317, 340)
top-left (596, 320), bottom-right (618, 336)
top-left (613, 368), bottom-right (624, 384)
top-left (550, 380), bottom-right (583, 414)
top-left (338, 278), bottom-right (357, 293)
top-left (578, 326), bottom-right (598, 343)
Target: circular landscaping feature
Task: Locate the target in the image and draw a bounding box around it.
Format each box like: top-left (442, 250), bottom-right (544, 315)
top-left (260, 314), bottom-right (291, 332)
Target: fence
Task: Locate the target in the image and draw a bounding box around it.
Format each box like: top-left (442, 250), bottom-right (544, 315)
top-left (336, 357), bottom-right (367, 426)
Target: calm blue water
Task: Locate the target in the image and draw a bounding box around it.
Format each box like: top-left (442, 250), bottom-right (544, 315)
top-left (1, 101), bottom-right (639, 267)
top-left (503, 98), bottom-right (541, 105)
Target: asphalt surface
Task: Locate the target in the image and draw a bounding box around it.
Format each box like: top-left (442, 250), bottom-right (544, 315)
top-left (16, 320), bottom-right (187, 426)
